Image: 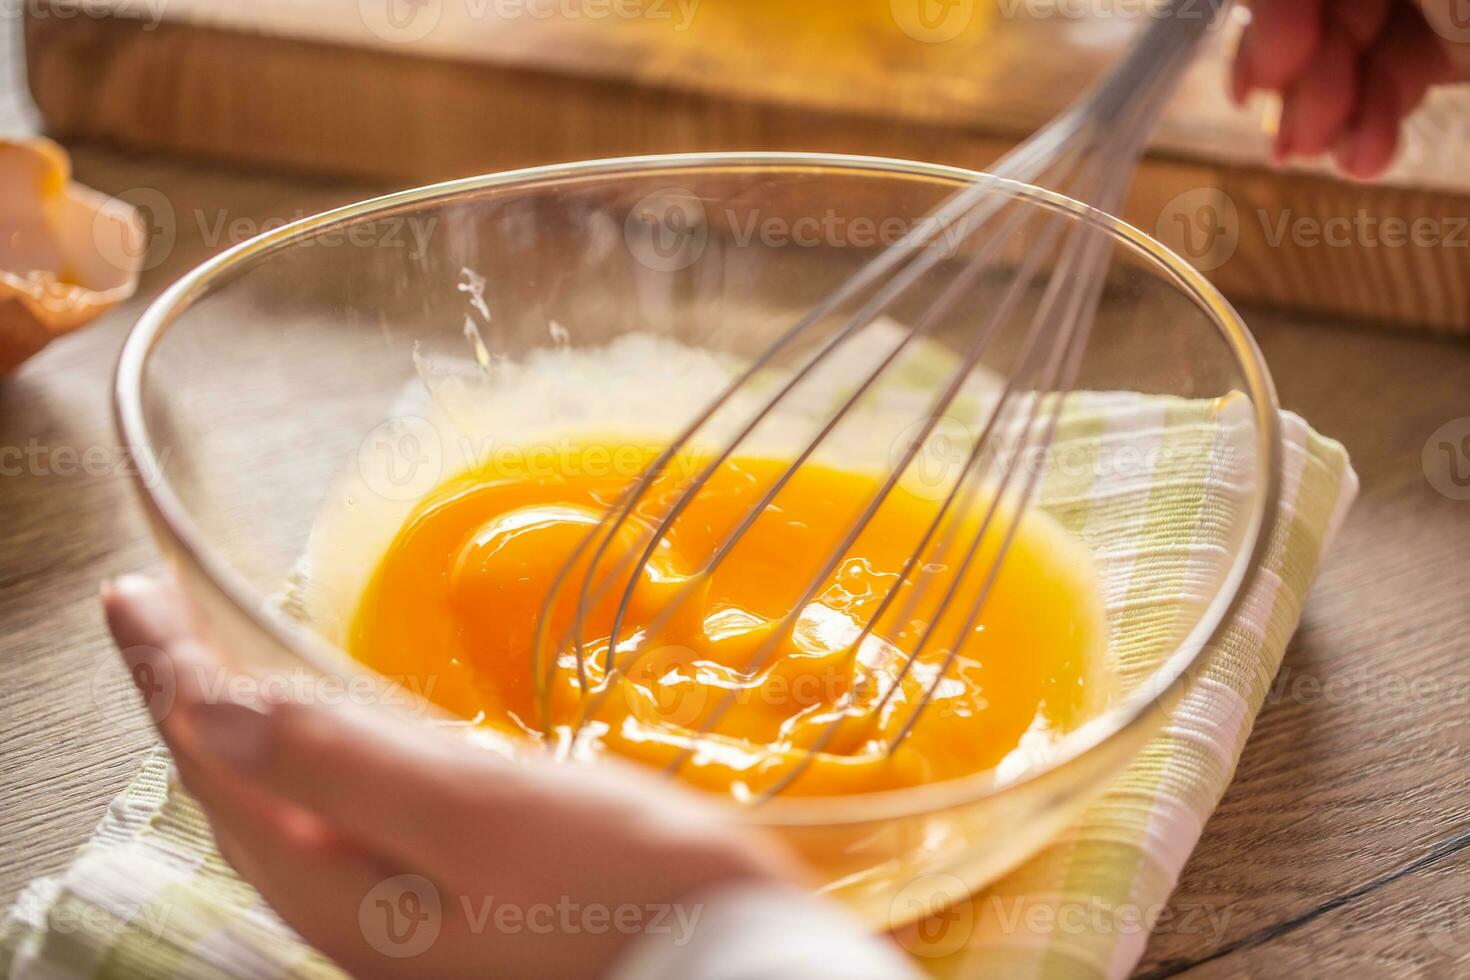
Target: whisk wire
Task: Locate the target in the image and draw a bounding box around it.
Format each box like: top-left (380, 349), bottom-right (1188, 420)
top-left (546, 0), bottom-right (1219, 697)
top-left (641, 167), bottom-right (1096, 774)
top-left (886, 205), bottom-right (1122, 754)
top-left (533, 0), bottom-right (1229, 791)
top-left (670, 105), bottom-right (1158, 784)
top-left (745, 187), bottom-right (1093, 798)
top-left (562, 169), bottom-right (1063, 734)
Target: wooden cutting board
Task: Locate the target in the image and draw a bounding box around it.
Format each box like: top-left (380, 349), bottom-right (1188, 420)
top-left (22, 0), bottom-right (1470, 334)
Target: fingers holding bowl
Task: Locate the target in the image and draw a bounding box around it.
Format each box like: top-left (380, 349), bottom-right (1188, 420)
top-left (100, 574), bottom-right (802, 979)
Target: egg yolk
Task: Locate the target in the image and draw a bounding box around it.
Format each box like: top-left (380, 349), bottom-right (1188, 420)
top-left (348, 439), bottom-right (1106, 799)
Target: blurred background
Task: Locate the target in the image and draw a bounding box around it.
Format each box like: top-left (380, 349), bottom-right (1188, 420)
top-left (8, 0), bottom-right (1470, 333)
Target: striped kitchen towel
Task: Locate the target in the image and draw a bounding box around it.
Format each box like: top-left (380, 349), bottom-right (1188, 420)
top-left (0, 391), bottom-right (1355, 979)
top-left (906, 400), bottom-right (1356, 978)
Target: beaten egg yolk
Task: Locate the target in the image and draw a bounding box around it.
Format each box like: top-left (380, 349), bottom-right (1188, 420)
top-left (349, 439), bottom-right (1105, 799)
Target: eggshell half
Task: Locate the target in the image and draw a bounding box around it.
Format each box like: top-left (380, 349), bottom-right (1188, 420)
top-left (1, 137), bottom-right (144, 373)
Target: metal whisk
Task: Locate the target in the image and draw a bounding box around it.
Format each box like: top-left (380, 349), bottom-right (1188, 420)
top-left (534, 0), bottom-right (1228, 800)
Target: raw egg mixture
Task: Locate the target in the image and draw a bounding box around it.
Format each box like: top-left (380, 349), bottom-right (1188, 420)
top-left (347, 434), bottom-right (1107, 800)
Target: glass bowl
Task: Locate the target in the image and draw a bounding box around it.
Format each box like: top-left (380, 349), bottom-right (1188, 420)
top-left (114, 152), bottom-right (1280, 931)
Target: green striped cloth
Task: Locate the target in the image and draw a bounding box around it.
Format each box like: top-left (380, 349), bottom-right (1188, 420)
top-left (0, 392), bottom-right (1355, 980)
top-left (916, 399), bottom-right (1356, 977)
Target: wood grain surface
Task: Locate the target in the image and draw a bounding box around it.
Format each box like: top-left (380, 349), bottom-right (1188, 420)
top-left (2, 82), bottom-right (1469, 980)
top-left (22, 5), bottom-right (1470, 335)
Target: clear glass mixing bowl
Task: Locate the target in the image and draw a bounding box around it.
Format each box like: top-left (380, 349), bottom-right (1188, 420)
top-left (114, 153), bottom-right (1280, 931)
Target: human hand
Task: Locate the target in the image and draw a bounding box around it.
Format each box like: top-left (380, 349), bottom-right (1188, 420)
top-left (101, 575), bottom-right (798, 980)
top-left (1231, 0), bottom-right (1470, 178)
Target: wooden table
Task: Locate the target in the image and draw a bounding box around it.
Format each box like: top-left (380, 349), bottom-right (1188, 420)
top-left (3, 95), bottom-right (1469, 980)
top-left (23, 2), bottom-right (1470, 337)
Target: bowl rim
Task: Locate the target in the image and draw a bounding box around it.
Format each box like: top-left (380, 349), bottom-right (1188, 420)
top-left (114, 150), bottom-right (1282, 827)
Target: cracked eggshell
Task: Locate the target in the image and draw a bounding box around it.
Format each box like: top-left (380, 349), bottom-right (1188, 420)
top-left (1, 137), bottom-right (145, 374)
